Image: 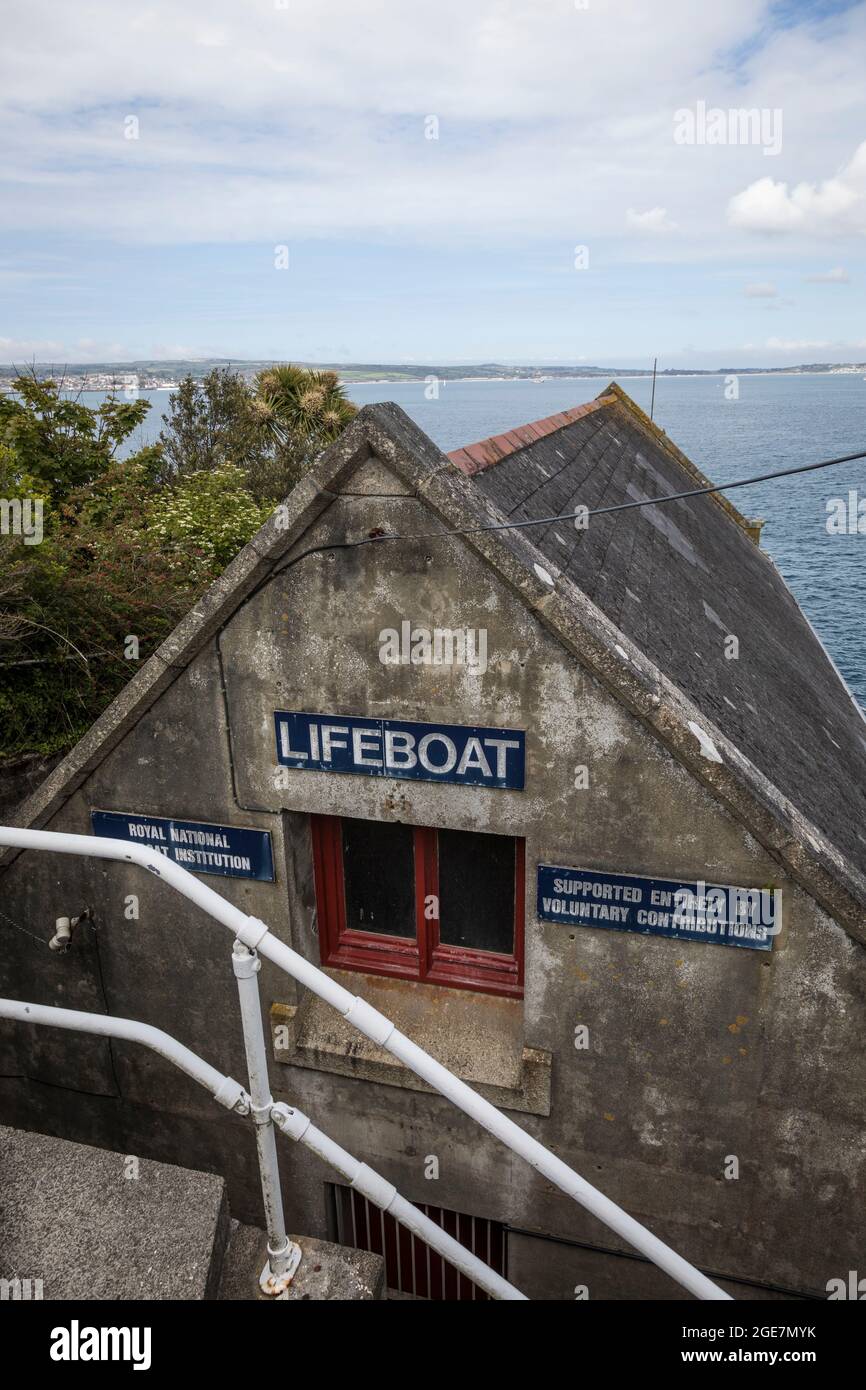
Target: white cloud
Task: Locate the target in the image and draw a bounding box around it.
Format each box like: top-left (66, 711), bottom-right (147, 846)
top-left (626, 207), bottom-right (678, 233)
top-left (1, 0), bottom-right (866, 364)
top-left (765, 337), bottom-right (831, 352)
top-left (727, 142), bottom-right (866, 234)
top-left (0, 336), bottom-right (173, 364)
top-left (805, 266), bottom-right (850, 283)
top-left (728, 177), bottom-right (802, 230)
top-left (767, 334), bottom-right (866, 353)
top-left (744, 282), bottom-right (777, 297)
top-left (0, 0), bottom-right (862, 256)
top-left (0, 1), bottom-right (762, 123)
top-left (0, 336), bottom-right (66, 359)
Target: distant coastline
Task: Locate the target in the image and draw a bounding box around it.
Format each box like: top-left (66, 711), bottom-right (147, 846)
top-left (2, 358), bottom-right (865, 395)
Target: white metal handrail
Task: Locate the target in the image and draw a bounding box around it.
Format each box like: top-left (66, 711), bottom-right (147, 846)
top-left (0, 996), bottom-right (250, 1114)
top-left (0, 996), bottom-right (524, 1300)
top-left (0, 826), bottom-right (731, 1300)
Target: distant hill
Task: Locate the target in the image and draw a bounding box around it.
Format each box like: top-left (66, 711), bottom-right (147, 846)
top-left (2, 358), bottom-right (865, 389)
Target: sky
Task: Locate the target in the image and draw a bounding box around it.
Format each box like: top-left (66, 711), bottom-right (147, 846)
top-left (0, 0), bottom-right (864, 369)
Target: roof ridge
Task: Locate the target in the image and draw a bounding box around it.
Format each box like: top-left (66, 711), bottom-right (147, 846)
top-left (447, 394), bottom-right (616, 475)
top-left (448, 381), bottom-right (766, 547)
top-left (600, 381), bottom-right (765, 545)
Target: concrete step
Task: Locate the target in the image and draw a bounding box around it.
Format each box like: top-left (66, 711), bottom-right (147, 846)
top-left (0, 1124), bottom-right (230, 1300)
top-left (218, 1220), bottom-right (385, 1300)
top-left (1, 1124), bottom-right (386, 1302)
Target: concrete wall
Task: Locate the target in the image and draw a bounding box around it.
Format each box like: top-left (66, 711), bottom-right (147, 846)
top-left (2, 453), bottom-right (864, 1300)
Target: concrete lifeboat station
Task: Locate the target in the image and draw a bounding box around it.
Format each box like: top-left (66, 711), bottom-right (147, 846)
top-left (2, 384), bottom-right (865, 1300)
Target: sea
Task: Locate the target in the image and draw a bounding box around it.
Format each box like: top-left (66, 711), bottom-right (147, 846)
top-left (99, 372), bottom-right (866, 707)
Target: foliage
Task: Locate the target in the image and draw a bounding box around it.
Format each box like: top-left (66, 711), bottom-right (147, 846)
top-left (1, 362), bottom-right (356, 762)
top-left (146, 463), bottom-right (275, 575)
top-left (1, 448), bottom-right (272, 759)
top-left (157, 368), bottom-right (265, 479)
top-left (159, 363), bottom-right (356, 502)
top-left (253, 364), bottom-right (357, 447)
top-left (0, 372), bottom-right (150, 501)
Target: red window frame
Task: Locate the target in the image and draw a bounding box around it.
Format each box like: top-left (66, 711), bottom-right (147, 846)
top-left (310, 814), bottom-right (524, 998)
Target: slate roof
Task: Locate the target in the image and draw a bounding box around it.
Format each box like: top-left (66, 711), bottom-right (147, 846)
top-left (449, 382), bottom-right (866, 887)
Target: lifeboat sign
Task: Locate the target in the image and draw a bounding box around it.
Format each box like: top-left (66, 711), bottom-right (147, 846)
top-left (274, 711), bottom-right (525, 790)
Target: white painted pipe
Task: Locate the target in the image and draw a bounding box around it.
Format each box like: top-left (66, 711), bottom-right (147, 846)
top-left (272, 1103), bottom-right (525, 1300)
top-left (231, 942), bottom-right (300, 1285)
top-left (0, 996), bottom-right (248, 1113)
top-left (0, 827), bottom-right (731, 1300)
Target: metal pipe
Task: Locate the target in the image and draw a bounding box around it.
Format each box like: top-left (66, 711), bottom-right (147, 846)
top-left (0, 996), bottom-right (249, 1114)
top-left (272, 1103), bottom-right (525, 1300)
top-left (0, 827), bottom-right (731, 1300)
top-left (231, 942), bottom-right (301, 1294)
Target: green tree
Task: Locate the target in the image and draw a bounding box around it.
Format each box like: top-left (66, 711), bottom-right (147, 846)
top-left (146, 463), bottom-right (275, 576)
top-left (0, 372), bottom-right (150, 501)
top-left (157, 368), bottom-right (266, 481)
top-left (1, 360), bottom-right (357, 761)
top-left (0, 450), bottom-right (272, 758)
top-left (253, 365), bottom-right (356, 449)
top-left (159, 364), bottom-right (357, 502)
top-left (0, 442), bottom-right (36, 648)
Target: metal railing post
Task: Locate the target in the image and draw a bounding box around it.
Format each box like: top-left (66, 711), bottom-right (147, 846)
top-left (231, 939), bottom-right (302, 1296)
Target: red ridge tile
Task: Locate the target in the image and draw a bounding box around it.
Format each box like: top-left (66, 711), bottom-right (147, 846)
top-left (448, 394), bottom-right (615, 474)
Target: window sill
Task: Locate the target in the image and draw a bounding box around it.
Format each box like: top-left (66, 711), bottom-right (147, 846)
top-left (270, 969), bottom-right (551, 1117)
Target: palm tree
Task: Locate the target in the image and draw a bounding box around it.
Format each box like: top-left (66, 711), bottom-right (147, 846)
top-left (252, 365), bottom-right (356, 450)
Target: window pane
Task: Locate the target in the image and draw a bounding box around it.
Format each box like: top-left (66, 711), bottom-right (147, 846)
top-left (342, 817), bottom-right (416, 939)
top-left (437, 830), bottom-right (515, 954)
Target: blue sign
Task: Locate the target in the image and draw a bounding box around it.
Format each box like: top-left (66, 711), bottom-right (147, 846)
top-left (274, 711), bottom-right (525, 790)
top-left (537, 864), bottom-right (776, 951)
top-left (91, 810), bottom-right (275, 882)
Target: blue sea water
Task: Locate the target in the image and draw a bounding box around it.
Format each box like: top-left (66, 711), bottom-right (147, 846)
top-left (118, 372), bottom-right (866, 706)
